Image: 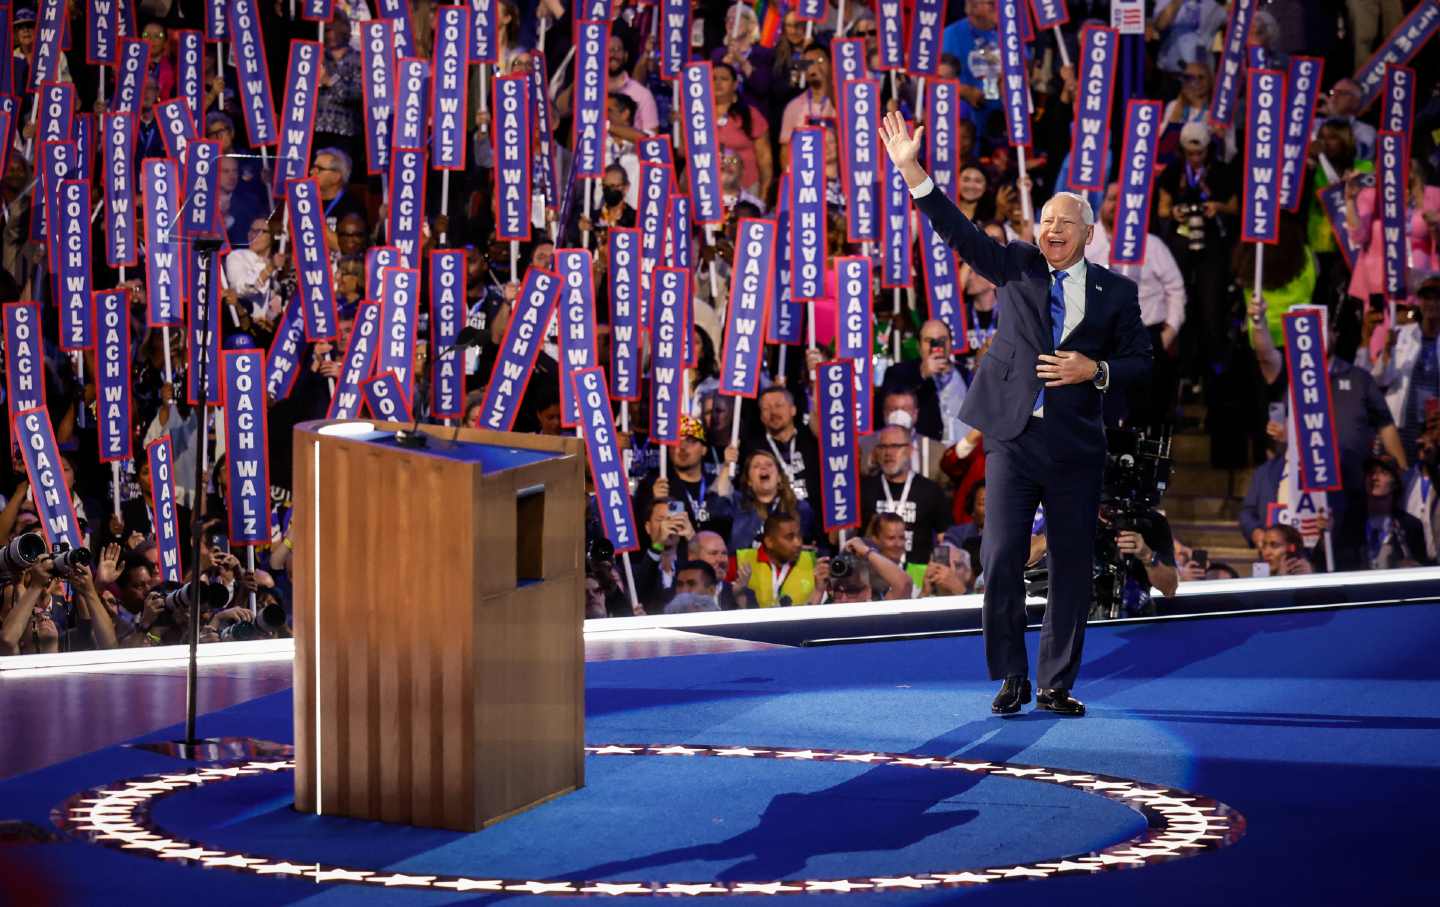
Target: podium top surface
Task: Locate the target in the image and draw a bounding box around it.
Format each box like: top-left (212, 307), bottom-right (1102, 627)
top-left (320, 425), bottom-right (563, 471)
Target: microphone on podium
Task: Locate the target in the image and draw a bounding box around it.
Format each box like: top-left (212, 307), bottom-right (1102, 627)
top-left (393, 326), bottom-right (486, 449)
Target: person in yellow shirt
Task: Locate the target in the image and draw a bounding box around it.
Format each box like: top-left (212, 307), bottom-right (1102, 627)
top-left (735, 513), bottom-right (816, 607)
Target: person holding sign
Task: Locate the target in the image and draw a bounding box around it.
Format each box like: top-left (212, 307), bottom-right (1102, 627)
top-left (880, 111), bottom-right (1152, 717)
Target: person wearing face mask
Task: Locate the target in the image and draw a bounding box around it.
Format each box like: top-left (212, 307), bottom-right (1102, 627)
top-left (882, 112), bottom-right (1152, 718)
top-left (858, 389), bottom-right (952, 489)
top-left (860, 424), bottom-right (952, 565)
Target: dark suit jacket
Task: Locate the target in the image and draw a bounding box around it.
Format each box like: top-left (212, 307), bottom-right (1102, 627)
top-left (914, 188), bottom-right (1152, 464)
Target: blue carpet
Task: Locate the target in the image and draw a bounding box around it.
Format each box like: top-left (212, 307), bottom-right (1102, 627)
top-left (1, 603), bottom-right (1438, 905)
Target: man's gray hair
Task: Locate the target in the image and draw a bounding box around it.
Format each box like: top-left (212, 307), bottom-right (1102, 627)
top-left (1042, 191), bottom-right (1095, 226)
top-left (315, 146), bottom-right (353, 183)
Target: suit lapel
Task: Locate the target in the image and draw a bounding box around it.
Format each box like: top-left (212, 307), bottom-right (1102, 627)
top-left (1060, 262), bottom-right (1106, 351)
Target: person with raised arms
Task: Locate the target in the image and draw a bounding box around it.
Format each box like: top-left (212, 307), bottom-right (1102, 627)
top-left (879, 111), bottom-right (1152, 717)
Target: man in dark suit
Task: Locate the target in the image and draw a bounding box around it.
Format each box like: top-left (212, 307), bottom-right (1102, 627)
top-left (880, 112), bottom-right (1152, 717)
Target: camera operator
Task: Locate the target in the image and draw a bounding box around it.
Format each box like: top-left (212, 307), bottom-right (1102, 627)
top-left (0, 549), bottom-right (58, 656)
top-left (631, 497), bottom-right (696, 613)
top-left (812, 536), bottom-right (914, 604)
top-left (1156, 122), bottom-right (1239, 388)
top-left (1113, 519), bottom-right (1180, 601)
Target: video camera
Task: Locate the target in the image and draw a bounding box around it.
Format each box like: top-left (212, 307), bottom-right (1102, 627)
top-left (1024, 427), bottom-right (1173, 620)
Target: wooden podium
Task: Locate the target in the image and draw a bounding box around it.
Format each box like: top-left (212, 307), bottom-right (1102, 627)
top-left (291, 420), bottom-right (586, 831)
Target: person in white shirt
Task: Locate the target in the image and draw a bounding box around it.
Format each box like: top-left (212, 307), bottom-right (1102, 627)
top-left (1086, 182), bottom-right (1186, 430)
top-left (224, 217), bottom-right (285, 321)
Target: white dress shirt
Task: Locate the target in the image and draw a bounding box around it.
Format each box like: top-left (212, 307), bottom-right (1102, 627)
top-left (1034, 259), bottom-right (1087, 416)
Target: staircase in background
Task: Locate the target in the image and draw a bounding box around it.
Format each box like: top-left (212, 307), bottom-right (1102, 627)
top-left (1163, 407), bottom-right (1259, 577)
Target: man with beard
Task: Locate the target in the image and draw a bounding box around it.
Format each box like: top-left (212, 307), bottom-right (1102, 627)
top-left (634, 416), bottom-right (723, 536)
top-left (742, 386), bottom-right (821, 508)
top-left (860, 424), bottom-right (951, 565)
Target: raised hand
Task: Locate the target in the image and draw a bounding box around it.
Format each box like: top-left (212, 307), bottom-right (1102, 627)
top-left (878, 111), bottom-right (925, 182)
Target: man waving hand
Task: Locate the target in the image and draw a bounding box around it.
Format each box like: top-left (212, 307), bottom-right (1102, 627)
top-left (879, 112), bottom-right (1151, 717)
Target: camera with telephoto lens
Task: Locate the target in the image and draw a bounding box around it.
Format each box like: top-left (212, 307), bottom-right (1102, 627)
top-left (220, 603), bottom-right (288, 641)
top-left (1024, 428), bottom-right (1173, 620)
top-left (0, 532), bottom-right (47, 580)
top-left (162, 580), bottom-right (231, 614)
top-left (49, 543), bottom-right (92, 574)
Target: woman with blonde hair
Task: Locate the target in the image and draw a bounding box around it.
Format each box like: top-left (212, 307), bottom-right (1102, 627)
top-left (714, 447), bottom-right (815, 552)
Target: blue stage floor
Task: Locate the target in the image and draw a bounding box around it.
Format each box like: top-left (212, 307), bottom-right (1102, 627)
top-left (1, 603), bottom-right (1437, 904)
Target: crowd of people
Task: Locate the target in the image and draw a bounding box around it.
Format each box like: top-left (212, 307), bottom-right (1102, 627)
top-left (1, 1), bottom-right (1438, 654)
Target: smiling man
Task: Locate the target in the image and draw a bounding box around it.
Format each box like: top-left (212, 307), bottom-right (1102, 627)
top-left (879, 112), bottom-right (1152, 718)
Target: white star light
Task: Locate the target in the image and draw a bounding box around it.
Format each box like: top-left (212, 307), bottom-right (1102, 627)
top-left (578, 882), bottom-right (652, 895)
top-left (870, 875), bottom-right (940, 889)
top-left (1042, 773), bottom-right (1097, 784)
top-left (251, 862), bottom-right (316, 876)
top-left (366, 873), bottom-right (437, 887)
top-left (712, 747), bottom-right (769, 757)
top-left (506, 881), bottom-right (579, 894)
top-left (243, 761), bottom-right (294, 772)
top-left (993, 767), bottom-right (1047, 778)
top-left (833, 752), bottom-right (889, 763)
top-left (805, 880), bottom-right (874, 892)
top-left (941, 761), bottom-right (996, 772)
top-left (586, 745), bottom-right (641, 755)
top-left (891, 757), bottom-right (942, 768)
top-left (774, 749), bottom-right (822, 760)
top-left (996, 866), bottom-right (1052, 878)
top-left (311, 868), bottom-right (374, 882)
top-left (731, 882), bottom-right (803, 894)
top-left (929, 872), bottom-right (993, 884)
top-left (431, 879), bottom-right (506, 891)
top-left (1087, 853), bottom-right (1146, 866)
top-left (1081, 780), bottom-right (1133, 791)
top-left (1038, 860), bottom-right (1104, 873)
top-left (648, 745), bottom-right (705, 756)
top-left (201, 855), bottom-right (267, 869)
top-left (156, 847), bottom-right (225, 861)
top-left (657, 882), bottom-right (729, 895)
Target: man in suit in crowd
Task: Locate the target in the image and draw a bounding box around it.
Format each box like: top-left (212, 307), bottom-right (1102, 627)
top-left (880, 112), bottom-right (1152, 716)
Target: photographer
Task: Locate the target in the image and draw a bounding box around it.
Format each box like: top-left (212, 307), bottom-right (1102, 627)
top-left (812, 536), bottom-right (914, 604)
top-left (631, 497), bottom-right (696, 613)
top-left (1157, 122), bottom-right (1239, 388)
top-left (1113, 520), bottom-right (1180, 601)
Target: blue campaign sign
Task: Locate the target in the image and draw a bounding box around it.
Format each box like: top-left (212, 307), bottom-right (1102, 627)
top-left (1110, 100), bottom-right (1162, 266)
top-left (287, 177), bottom-right (339, 341)
top-left (924, 78), bottom-right (958, 199)
top-left (720, 219), bottom-right (777, 398)
top-left (679, 63), bottom-right (723, 223)
top-left (94, 290), bottom-right (133, 463)
top-left (608, 227), bottom-right (643, 401)
top-left (770, 172), bottom-right (804, 344)
top-left (638, 162), bottom-right (671, 323)
top-left (574, 367), bottom-right (640, 554)
top-left (223, 350), bottom-right (272, 545)
top-left (835, 256), bottom-right (875, 434)
top-left (363, 371), bottom-right (413, 423)
top-left (1352, 1), bottom-right (1440, 112)
top-left (265, 297), bottom-right (307, 401)
top-left (1209, 0), bottom-right (1256, 126)
top-left (555, 249), bottom-right (599, 428)
top-left (789, 127), bottom-right (827, 301)
top-left (361, 20), bottom-right (394, 174)
top-left (479, 268), bottom-right (561, 431)
top-left (141, 158), bottom-right (183, 327)
top-left (429, 251), bottom-right (467, 420)
top-left (186, 249), bottom-right (223, 407)
top-left (842, 78), bottom-right (880, 242)
top-left (328, 301), bottom-right (381, 420)
top-left (493, 73), bottom-right (532, 241)
top-left (1282, 309), bottom-right (1342, 492)
top-left (56, 178), bottom-right (92, 350)
top-left (572, 21), bottom-right (609, 177)
top-left (1279, 56), bottom-right (1324, 212)
top-left (1070, 25), bottom-right (1118, 192)
top-left (146, 435), bottom-right (184, 583)
top-left (650, 267), bottom-right (687, 444)
top-left (17, 407), bottom-right (82, 550)
top-left (816, 360), bottom-right (860, 532)
top-left (908, 0), bottom-right (945, 76)
top-left (103, 113), bottom-right (137, 267)
top-left (5, 303), bottom-right (47, 429)
top-left (919, 216), bottom-right (967, 350)
top-left (1377, 131), bottom-right (1409, 300)
top-left (997, 0), bottom-right (1032, 147)
top-left (1242, 69), bottom-right (1285, 244)
top-left (393, 57), bottom-right (430, 151)
top-left (229, 0), bottom-right (277, 145)
top-left (388, 146), bottom-right (429, 268)
top-left (433, 6), bottom-right (470, 170)
top-left (881, 139), bottom-right (912, 288)
top-left (377, 267), bottom-right (421, 401)
top-left (274, 40), bottom-right (322, 192)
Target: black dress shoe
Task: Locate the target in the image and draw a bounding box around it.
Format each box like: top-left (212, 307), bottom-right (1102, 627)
top-left (991, 676), bottom-right (1032, 714)
top-left (1035, 688), bottom-right (1085, 716)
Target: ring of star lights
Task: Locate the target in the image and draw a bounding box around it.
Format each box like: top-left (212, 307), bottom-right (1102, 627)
top-left (53, 744), bottom-right (1245, 895)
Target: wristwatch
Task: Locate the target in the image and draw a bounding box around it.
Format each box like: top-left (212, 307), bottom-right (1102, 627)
top-left (1092, 360), bottom-right (1110, 389)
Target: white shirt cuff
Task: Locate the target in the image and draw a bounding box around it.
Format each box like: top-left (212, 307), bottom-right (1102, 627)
top-left (908, 176), bottom-right (935, 199)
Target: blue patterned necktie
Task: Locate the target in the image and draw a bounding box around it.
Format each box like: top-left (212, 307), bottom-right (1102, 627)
top-left (1036, 270), bottom-right (1067, 411)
